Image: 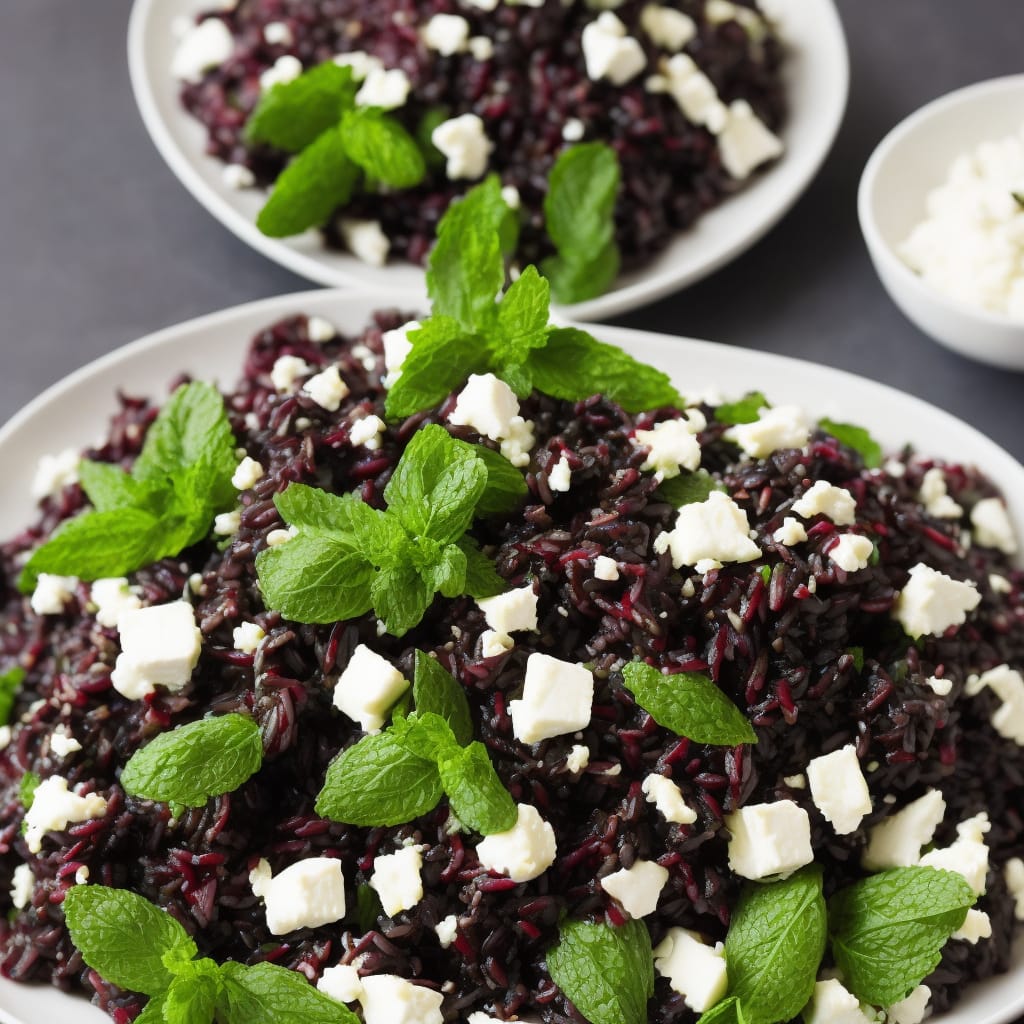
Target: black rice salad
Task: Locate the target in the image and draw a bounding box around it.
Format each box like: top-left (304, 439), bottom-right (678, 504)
top-left (0, 301), bottom-right (1023, 1024)
top-left (173, 0), bottom-right (786, 278)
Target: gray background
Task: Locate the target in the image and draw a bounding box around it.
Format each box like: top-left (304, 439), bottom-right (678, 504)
top-left (0, 0), bottom-right (1021, 463)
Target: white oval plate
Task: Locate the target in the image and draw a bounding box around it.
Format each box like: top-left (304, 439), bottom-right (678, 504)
top-left (126, 0), bottom-right (848, 320)
top-left (0, 289), bottom-right (1021, 1023)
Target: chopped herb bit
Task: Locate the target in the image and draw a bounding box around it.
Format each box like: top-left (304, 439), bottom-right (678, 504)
top-left (656, 469), bottom-right (721, 508)
top-left (0, 666), bottom-right (25, 726)
top-left (714, 392), bottom-right (768, 426)
top-left (819, 418), bottom-right (883, 469)
top-left (19, 771), bottom-right (40, 809)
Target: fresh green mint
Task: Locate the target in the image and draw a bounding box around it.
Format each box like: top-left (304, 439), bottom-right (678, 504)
top-left (20, 382), bottom-right (237, 589)
top-left (412, 650), bottom-right (474, 746)
top-left (697, 997), bottom-right (748, 1024)
top-left (547, 918), bottom-right (654, 1024)
top-left (19, 770), bottom-right (40, 809)
top-left (339, 107), bottom-right (426, 188)
top-left (819, 418), bottom-right (883, 469)
top-left (542, 142), bottom-right (622, 304)
top-left (621, 661), bottom-right (757, 746)
top-left (828, 865), bottom-right (975, 1006)
top-left (0, 665), bottom-right (25, 725)
top-left (218, 961), bottom-right (358, 1024)
top-left (120, 714), bottom-right (263, 809)
top-left (714, 392), bottom-right (768, 426)
top-left (256, 425), bottom-right (507, 635)
top-left (356, 883), bottom-right (384, 933)
top-left (656, 470), bottom-right (721, 508)
top-left (437, 741), bottom-right (517, 834)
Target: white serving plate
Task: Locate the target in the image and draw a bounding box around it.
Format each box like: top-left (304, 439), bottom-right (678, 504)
top-left (0, 288), bottom-right (1021, 1023)
top-left (126, 0), bottom-right (848, 320)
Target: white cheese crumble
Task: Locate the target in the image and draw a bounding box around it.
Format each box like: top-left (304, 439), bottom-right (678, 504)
top-left (31, 448), bottom-right (80, 500)
top-left (893, 563), bottom-right (981, 638)
top-left (232, 621), bottom-right (265, 654)
top-left (966, 663), bottom-right (1024, 744)
top-left (633, 416), bottom-right (703, 478)
top-left (971, 496), bottom-right (1018, 553)
top-left (266, 526), bottom-right (297, 546)
top-left (925, 674), bottom-right (953, 696)
top-left (259, 54), bottom-right (304, 92)
top-left (340, 219), bottom-right (390, 266)
top-left (213, 509), bottom-right (241, 536)
top-left (30, 574), bottom-right (77, 616)
top-left (640, 5), bottom-right (696, 51)
top-left (249, 857), bottom-right (347, 935)
top-left (381, 319), bottom-right (419, 386)
top-left (600, 859), bottom-right (669, 919)
top-left (422, 13), bottom-right (470, 55)
top-left (449, 373), bottom-right (521, 441)
top-left (919, 812), bottom-right (990, 894)
top-left (468, 35), bottom-right (495, 61)
top-left (172, 17), bottom-right (234, 83)
top-left (918, 467), bottom-right (963, 519)
top-left (804, 979), bottom-right (875, 1024)
top-left (1006, 857), bottom-right (1024, 920)
top-left (806, 744), bottom-right (872, 835)
top-left (304, 365), bottom-right (351, 412)
top-left (653, 491), bottom-right (761, 572)
top-left (333, 644), bottom-right (409, 733)
top-left (642, 773), bottom-right (697, 824)
top-left (263, 21), bottom-right (293, 45)
top-left (581, 12), bottom-right (647, 86)
top-left (791, 480), bottom-right (857, 525)
top-left (653, 929), bottom-right (728, 1013)
top-left (772, 516), bottom-right (807, 546)
top-left (370, 845), bottom-right (424, 916)
top-left (862, 789), bottom-right (946, 870)
top-left (499, 416), bottom-right (536, 468)
top-left (50, 725), bottom-right (82, 758)
top-left (270, 354), bottom-right (312, 392)
top-left (509, 653), bottom-right (594, 744)
top-left (718, 100), bottom-right (784, 180)
top-left (562, 117), bottom-right (586, 142)
top-left (435, 914), bottom-right (459, 948)
top-left (110, 601), bottom-right (202, 700)
top-left (478, 586), bottom-right (538, 634)
top-left (332, 51), bottom-right (384, 80)
top-left (480, 629), bottom-right (514, 658)
top-left (231, 456), bottom-right (265, 490)
top-left (318, 963), bottom-right (364, 1003)
top-left (886, 985), bottom-right (931, 1024)
top-left (431, 114), bottom-right (494, 180)
top-left (548, 454), bottom-right (572, 492)
top-left (350, 414), bottom-right (386, 450)
top-left (953, 908), bottom-right (993, 944)
top-left (475, 803), bottom-right (557, 882)
top-left (359, 974), bottom-right (444, 1024)
top-left (307, 316), bottom-right (336, 343)
top-left (10, 863), bottom-right (34, 910)
top-left (24, 776), bottom-right (107, 854)
top-left (829, 534), bottom-right (874, 573)
top-left (655, 55), bottom-right (728, 134)
top-left (565, 744), bottom-right (590, 774)
top-left (727, 404), bottom-right (809, 458)
top-left (594, 555), bottom-right (620, 581)
top-left (355, 67), bottom-right (412, 110)
top-left (725, 800), bottom-right (813, 879)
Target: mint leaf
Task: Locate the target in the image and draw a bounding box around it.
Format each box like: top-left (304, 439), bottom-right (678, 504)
top-left (656, 470), bottom-right (720, 508)
top-left (370, 563), bottom-right (435, 635)
top-left (133, 995), bottom-right (167, 1024)
top-left (62, 885), bottom-right (196, 996)
top-left (541, 143), bottom-right (621, 304)
top-left (819, 419), bottom-right (883, 469)
top-left (413, 650), bottom-right (473, 746)
top-left (829, 866), bottom-right (975, 1006)
top-left (257, 129), bottom-right (359, 237)
top-left (316, 730), bottom-right (443, 826)
top-left (217, 961), bottom-right (360, 1024)
top-left (547, 918), bottom-right (654, 1024)
top-left (714, 392), bottom-right (768, 426)
top-left (416, 107), bottom-right (450, 167)
top-left (163, 959), bottom-right (220, 1024)
top-left (724, 867), bottom-right (827, 1024)
top-left (340, 108), bottom-right (426, 189)
top-left (459, 537), bottom-right (506, 598)
top-left (494, 267), bottom-right (551, 365)
top-left (0, 666), bottom-right (25, 726)
top-left (438, 741), bottom-right (516, 835)
top-left (120, 714), bottom-right (263, 808)
top-left (528, 327), bottom-right (680, 413)
top-left (246, 62), bottom-right (356, 152)
top-left (621, 661), bottom-right (756, 746)
top-left (391, 710), bottom-right (461, 762)
top-left (19, 771), bottom-right (40, 809)
top-left (78, 461), bottom-right (163, 513)
top-left (473, 445), bottom-right (528, 518)
top-left (356, 883), bottom-right (383, 932)
top-left (697, 997), bottom-right (747, 1024)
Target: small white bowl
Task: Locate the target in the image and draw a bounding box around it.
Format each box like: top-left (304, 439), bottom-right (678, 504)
top-left (858, 74), bottom-right (1024, 371)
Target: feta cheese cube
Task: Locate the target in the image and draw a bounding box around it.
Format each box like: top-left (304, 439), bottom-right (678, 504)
top-left (594, 555), bottom-right (620, 581)
top-left (966, 664), bottom-right (1024, 744)
top-left (919, 467), bottom-right (963, 519)
top-left (350, 414), bottom-right (385, 450)
top-left (89, 577), bottom-right (142, 629)
top-left (640, 5), bottom-right (696, 50)
top-left (435, 914), bottom-right (459, 948)
top-left (509, 653), bottom-right (594, 744)
top-left (653, 929), bottom-right (728, 1012)
top-left (953, 908), bottom-right (992, 944)
top-left (10, 863), bottom-right (34, 909)
top-left (222, 164), bottom-right (256, 190)
top-left (31, 448), bottom-right (80, 500)
top-left (862, 789), bottom-right (946, 870)
top-left (232, 456), bottom-right (265, 490)
top-left (449, 373), bottom-right (520, 442)
top-left (213, 509), bottom-right (241, 536)
top-left (565, 744), bottom-right (590, 774)
top-left (340, 219), bottom-right (390, 266)
top-left (422, 13), bottom-right (470, 55)
top-left (468, 35), bottom-right (495, 61)
top-left (431, 114), bottom-right (493, 180)
top-left (581, 12), bottom-right (647, 85)
top-left (772, 516), bottom-right (808, 545)
top-left (893, 563), bottom-right (981, 638)
top-left (318, 964), bottom-right (363, 1003)
top-left (718, 100), bottom-right (784, 180)
top-left (370, 845), bottom-right (424, 916)
top-left (333, 645), bottom-right (409, 733)
top-left (480, 629), bottom-right (514, 658)
top-left (307, 316), bottom-right (336, 343)
top-left (270, 354), bottom-right (311, 392)
top-left (172, 17), bottom-right (234, 83)
top-left (971, 496), bottom-right (1018, 553)
top-left (304, 365), bottom-right (350, 412)
top-left (50, 725), bottom-right (82, 758)
top-left (600, 859), bottom-right (669, 918)
top-left (925, 674), bottom-right (953, 696)
top-left (499, 416), bottom-right (536, 468)
top-left (653, 491), bottom-right (761, 571)
top-left (726, 800), bottom-right (813, 879)
top-left (634, 418), bottom-right (702, 478)
top-left (30, 573), bottom-right (77, 616)
top-left (1005, 857), bottom-right (1024, 920)
top-left (260, 54), bottom-right (304, 91)
top-left (263, 21), bottom-right (293, 45)
top-left (24, 776), bottom-right (107, 854)
top-left (806, 744), bottom-right (872, 835)
top-left (548, 454), bottom-right (572, 492)
top-left (382, 320), bottom-right (419, 386)
top-left (475, 803), bottom-right (557, 882)
top-left (250, 857), bottom-right (347, 934)
top-left (804, 979), bottom-right (876, 1024)
top-left (791, 480), bottom-right (857, 525)
top-left (642, 773), bottom-right (697, 824)
top-left (919, 812), bottom-right (990, 894)
top-left (886, 985), bottom-right (931, 1024)
top-left (659, 55), bottom-right (727, 133)
top-left (478, 586), bottom-right (538, 634)
top-left (829, 534), bottom-right (874, 573)
top-left (727, 404), bottom-right (809, 458)
top-left (355, 67), bottom-right (412, 110)
top-left (233, 621), bottom-right (265, 654)
top-left (110, 601), bottom-right (203, 700)
top-left (359, 975), bottom-right (444, 1024)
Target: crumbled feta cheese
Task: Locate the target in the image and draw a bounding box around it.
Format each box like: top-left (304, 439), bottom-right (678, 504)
top-left (642, 773), bottom-right (697, 824)
top-left (965, 663), bottom-right (1024, 743)
top-left (233, 621), bottom-right (265, 654)
top-left (213, 509), bottom-right (241, 535)
top-left (24, 776), bottom-right (107, 854)
top-left (350, 414), bottom-right (385, 450)
top-left (371, 845), bottom-right (424, 916)
top-left (259, 54), bottom-right (304, 91)
top-left (581, 12), bottom-right (647, 85)
top-left (303, 365), bottom-right (350, 412)
top-left (266, 526), bottom-right (298, 546)
top-left (562, 117), bottom-right (585, 142)
top-left (653, 929), bottom-right (728, 1012)
top-left (31, 448), bottom-right (80, 500)
top-left (600, 859), bottom-right (668, 919)
top-left (791, 480), bottom-right (857, 525)
top-left (318, 964), bottom-right (364, 1003)
top-left (250, 857), bottom-right (347, 934)
top-left (565, 744), bottom-right (590, 774)
top-left (435, 914), bottom-right (459, 948)
top-left (332, 51), bottom-right (384, 81)
top-left (830, 534), bottom-right (874, 573)
top-left (50, 725), bottom-right (82, 758)
top-left (340, 219), bottom-right (390, 266)
top-left (478, 586), bottom-right (538, 634)
top-left (804, 979), bottom-right (875, 1024)
top-left (806, 745), bottom-right (872, 835)
top-left (634, 418), bottom-right (702, 479)
top-left (449, 373), bottom-right (520, 441)
top-left (422, 13), bottom-right (470, 55)
top-left (925, 675), bottom-right (953, 696)
top-left (500, 184), bottom-right (520, 209)
top-left (10, 863), bottom-right (34, 910)
top-left (718, 99), bottom-right (784, 180)
top-left (919, 467), bottom-right (963, 519)
top-left (271, 354), bottom-right (312, 392)
top-left (727, 404), bottom-right (809, 458)
top-left (480, 629), bottom-right (514, 658)
top-left (919, 812), bottom-right (990, 894)
top-left (476, 803), bottom-right (557, 882)
top-left (31, 574), bottom-right (77, 616)
top-left (110, 601), bottom-right (202, 700)
top-left (773, 517), bottom-right (808, 546)
top-left (74, 865), bottom-right (90, 885)
top-left (0, 726), bottom-right (11, 751)
top-left (887, 985), bottom-right (931, 1024)
top-left (725, 800), bottom-right (813, 879)
top-left (640, 5), bottom-right (696, 51)
top-left (307, 316), bottom-right (336, 343)
top-left (432, 113), bottom-right (493, 180)
top-left (263, 21), bottom-right (293, 45)
top-left (653, 491), bottom-right (761, 571)
top-left (548, 454), bottom-right (572, 492)
top-left (1006, 858), bottom-right (1024, 920)
top-left (971, 497), bottom-right (1018, 553)
top-left (510, 653), bottom-right (594, 744)
top-left (172, 17), bottom-right (234, 83)
top-left (893, 563), bottom-right (981, 638)
top-left (381, 319), bottom-right (419, 386)
top-left (468, 35), bottom-right (495, 61)
top-left (990, 572), bottom-right (1014, 593)
top-left (355, 67), bottom-right (412, 110)
top-left (499, 416), bottom-right (536, 468)
top-left (359, 975), bottom-right (444, 1024)
top-left (783, 773), bottom-right (807, 789)
top-left (594, 555), bottom-right (620, 581)
top-left (953, 908), bottom-right (992, 944)
top-left (334, 645), bottom-right (409, 733)
top-left (657, 55), bottom-right (727, 133)
top-left (232, 456), bottom-right (265, 490)
top-left (862, 789), bottom-right (946, 870)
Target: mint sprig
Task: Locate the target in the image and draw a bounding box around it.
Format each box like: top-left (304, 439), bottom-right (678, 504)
top-left (697, 997), bottom-right (748, 1024)
top-left (120, 714), bottom-right (263, 809)
top-left (621, 661), bottom-right (757, 746)
top-left (541, 143), bottom-right (622, 304)
top-left (20, 382), bottom-right (237, 589)
top-left (339, 107), bottom-right (426, 188)
top-left (819, 419), bottom-right (883, 469)
top-left (256, 425), bottom-right (508, 636)
top-left (412, 650), bottom-right (474, 745)
top-left (0, 665), bottom-right (25, 725)
top-left (547, 918), bottom-right (654, 1024)
top-left (218, 961), bottom-right (356, 1024)
top-left (655, 470), bottom-right (721, 508)
top-left (714, 392), bottom-right (768, 426)
top-left (19, 770), bottom-right (40, 809)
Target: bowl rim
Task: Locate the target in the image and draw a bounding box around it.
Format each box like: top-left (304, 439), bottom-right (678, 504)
top-left (857, 72), bottom-right (1024, 331)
